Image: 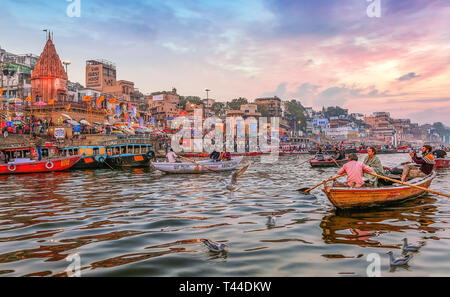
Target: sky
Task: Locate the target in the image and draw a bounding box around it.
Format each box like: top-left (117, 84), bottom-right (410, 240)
top-left (1, 0), bottom-right (449, 125)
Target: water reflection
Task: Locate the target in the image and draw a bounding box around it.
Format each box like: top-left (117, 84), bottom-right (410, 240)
top-left (320, 195), bottom-right (439, 249)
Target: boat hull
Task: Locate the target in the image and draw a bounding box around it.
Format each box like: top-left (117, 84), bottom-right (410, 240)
top-left (322, 172), bottom-right (436, 209)
top-left (153, 157), bottom-right (244, 174)
top-left (0, 156), bottom-right (82, 175)
top-left (72, 155), bottom-right (108, 170)
top-left (435, 158), bottom-right (450, 168)
top-left (106, 154), bottom-right (151, 168)
top-left (310, 159), bottom-right (348, 168)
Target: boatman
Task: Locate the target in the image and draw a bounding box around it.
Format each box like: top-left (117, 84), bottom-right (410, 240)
top-left (363, 147), bottom-right (387, 187)
top-left (166, 148), bottom-right (178, 163)
top-left (401, 145), bottom-right (435, 182)
top-left (337, 154), bottom-right (373, 188)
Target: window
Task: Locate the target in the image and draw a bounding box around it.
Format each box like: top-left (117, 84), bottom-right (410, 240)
top-left (42, 149), bottom-right (49, 158)
top-left (121, 146), bottom-right (126, 154)
top-left (134, 146), bottom-right (140, 154)
top-left (93, 148), bottom-right (99, 155)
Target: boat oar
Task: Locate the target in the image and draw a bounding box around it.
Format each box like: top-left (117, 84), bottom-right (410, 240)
top-left (368, 172), bottom-right (450, 198)
top-left (297, 158), bottom-right (313, 166)
top-left (298, 175), bottom-right (345, 194)
top-left (179, 155), bottom-right (217, 173)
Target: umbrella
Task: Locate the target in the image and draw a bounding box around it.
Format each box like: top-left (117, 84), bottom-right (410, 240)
top-left (67, 119), bottom-right (80, 126)
top-left (94, 122), bottom-right (101, 125)
top-left (8, 98), bottom-right (22, 103)
top-left (62, 113), bottom-right (72, 120)
top-left (104, 121), bottom-right (112, 126)
top-left (80, 120), bottom-right (91, 126)
top-left (34, 101), bottom-right (48, 106)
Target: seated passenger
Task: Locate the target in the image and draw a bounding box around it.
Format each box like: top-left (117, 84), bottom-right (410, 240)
top-left (402, 145), bottom-right (435, 182)
top-left (363, 147), bottom-right (388, 187)
top-left (223, 152), bottom-right (231, 161)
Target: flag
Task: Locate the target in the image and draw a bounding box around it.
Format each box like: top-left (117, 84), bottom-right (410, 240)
top-left (25, 96), bottom-right (31, 102)
top-left (48, 99), bottom-right (54, 105)
top-left (109, 97), bottom-right (117, 104)
top-left (83, 96), bottom-right (91, 102)
top-left (87, 106), bottom-right (92, 112)
top-left (66, 104), bottom-right (71, 110)
top-left (97, 96), bottom-right (104, 105)
top-left (0, 88), bottom-right (3, 94)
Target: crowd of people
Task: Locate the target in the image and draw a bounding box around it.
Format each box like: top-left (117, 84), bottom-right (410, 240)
top-left (335, 145), bottom-right (440, 188)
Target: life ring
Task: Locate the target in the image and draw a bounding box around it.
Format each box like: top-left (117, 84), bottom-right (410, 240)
top-left (45, 161), bottom-right (54, 169)
top-left (8, 164), bottom-right (16, 172)
top-left (98, 156), bottom-right (106, 163)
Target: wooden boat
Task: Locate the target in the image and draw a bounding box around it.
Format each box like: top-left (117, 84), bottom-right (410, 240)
top-left (322, 172), bottom-right (437, 209)
top-left (59, 145), bottom-right (108, 169)
top-left (310, 158), bottom-right (348, 168)
top-left (153, 156), bottom-right (244, 174)
top-left (182, 152), bottom-right (262, 158)
top-left (105, 143), bottom-right (155, 168)
top-left (0, 155), bottom-right (81, 175)
top-left (435, 158), bottom-right (450, 168)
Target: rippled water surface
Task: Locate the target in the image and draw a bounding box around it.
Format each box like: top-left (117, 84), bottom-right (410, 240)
top-left (0, 154), bottom-right (449, 277)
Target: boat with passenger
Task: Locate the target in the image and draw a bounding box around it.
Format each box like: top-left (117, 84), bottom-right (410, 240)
top-left (322, 172), bottom-right (437, 209)
top-left (153, 156), bottom-right (244, 174)
top-left (59, 145), bottom-right (108, 169)
top-left (102, 137), bottom-right (156, 168)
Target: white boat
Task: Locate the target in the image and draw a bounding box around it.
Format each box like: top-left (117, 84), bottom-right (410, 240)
top-left (152, 156), bottom-right (244, 174)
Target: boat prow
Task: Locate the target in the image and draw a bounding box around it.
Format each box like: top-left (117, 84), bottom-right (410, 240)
top-left (152, 156), bottom-right (244, 174)
top-left (322, 172), bottom-right (437, 209)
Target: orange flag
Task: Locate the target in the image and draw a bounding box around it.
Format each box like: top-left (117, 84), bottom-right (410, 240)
top-left (109, 97), bottom-right (117, 104)
top-left (87, 106), bottom-right (92, 112)
top-left (25, 95), bottom-right (32, 102)
top-left (66, 104), bottom-right (71, 110)
top-left (96, 96), bottom-right (105, 105)
top-left (83, 96), bottom-right (91, 102)
top-left (48, 99), bottom-right (55, 105)
top-left (0, 88), bottom-right (3, 94)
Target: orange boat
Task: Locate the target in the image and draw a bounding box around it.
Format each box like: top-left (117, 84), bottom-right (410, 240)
top-left (0, 145), bottom-right (81, 175)
top-left (322, 172), bottom-right (436, 209)
top-left (435, 158), bottom-right (450, 168)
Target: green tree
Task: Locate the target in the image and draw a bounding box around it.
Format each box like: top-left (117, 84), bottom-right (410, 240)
top-left (212, 102), bottom-right (226, 116)
top-left (285, 100), bottom-right (307, 131)
top-left (256, 104), bottom-right (269, 117)
top-left (323, 106), bottom-right (348, 118)
top-left (179, 96), bottom-right (203, 109)
top-left (227, 97), bottom-right (248, 110)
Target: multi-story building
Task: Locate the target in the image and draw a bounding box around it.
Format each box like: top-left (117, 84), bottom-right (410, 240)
top-left (147, 88), bottom-right (180, 128)
top-left (0, 47), bottom-right (38, 100)
top-left (254, 97), bottom-right (282, 118)
top-left (202, 98), bottom-right (215, 117)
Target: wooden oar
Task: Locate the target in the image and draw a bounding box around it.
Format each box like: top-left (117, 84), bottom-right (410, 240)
top-left (298, 175), bottom-right (344, 193)
top-left (297, 158), bottom-right (313, 166)
top-left (368, 172), bottom-right (450, 198)
top-left (179, 155), bottom-right (218, 173)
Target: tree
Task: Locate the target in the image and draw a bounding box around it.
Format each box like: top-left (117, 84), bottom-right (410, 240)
top-left (256, 104), bottom-right (269, 117)
top-left (323, 106), bottom-right (348, 118)
top-left (212, 102), bottom-right (226, 116)
top-left (285, 100), bottom-right (307, 131)
top-left (227, 97), bottom-right (248, 110)
top-left (179, 96), bottom-right (203, 109)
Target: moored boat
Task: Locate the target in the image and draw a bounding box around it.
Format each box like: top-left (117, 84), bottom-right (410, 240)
top-left (153, 156), bottom-right (244, 174)
top-left (105, 142), bottom-right (155, 168)
top-left (59, 145), bottom-right (108, 169)
top-left (322, 172), bottom-right (437, 209)
top-left (0, 155), bottom-right (81, 175)
top-left (435, 158), bottom-right (450, 168)
top-left (310, 159), bottom-right (348, 168)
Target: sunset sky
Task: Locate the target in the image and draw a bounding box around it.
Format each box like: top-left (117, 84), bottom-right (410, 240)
top-left (1, 0), bottom-right (449, 124)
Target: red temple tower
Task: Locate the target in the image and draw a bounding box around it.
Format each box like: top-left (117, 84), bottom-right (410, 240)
top-left (31, 33), bottom-right (68, 103)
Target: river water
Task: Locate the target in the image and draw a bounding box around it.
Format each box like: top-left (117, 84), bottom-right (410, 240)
top-left (0, 153), bottom-right (449, 277)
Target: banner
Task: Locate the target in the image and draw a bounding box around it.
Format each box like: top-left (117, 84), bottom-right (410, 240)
top-left (140, 117), bottom-right (144, 127)
top-left (116, 105), bottom-right (120, 115)
top-left (54, 128), bottom-right (65, 139)
top-left (151, 117), bottom-right (155, 126)
top-left (153, 94), bottom-right (164, 101)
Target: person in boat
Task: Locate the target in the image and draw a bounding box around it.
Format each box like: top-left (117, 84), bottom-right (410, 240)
top-left (166, 148), bottom-right (178, 163)
top-left (401, 145), bottom-right (435, 182)
top-left (34, 137), bottom-right (45, 161)
top-left (363, 147), bottom-right (387, 187)
top-left (210, 150), bottom-right (220, 161)
top-left (336, 154), bottom-right (373, 188)
top-left (223, 151), bottom-right (231, 161)
top-left (433, 149), bottom-right (447, 159)
top-left (0, 151), bottom-right (7, 164)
